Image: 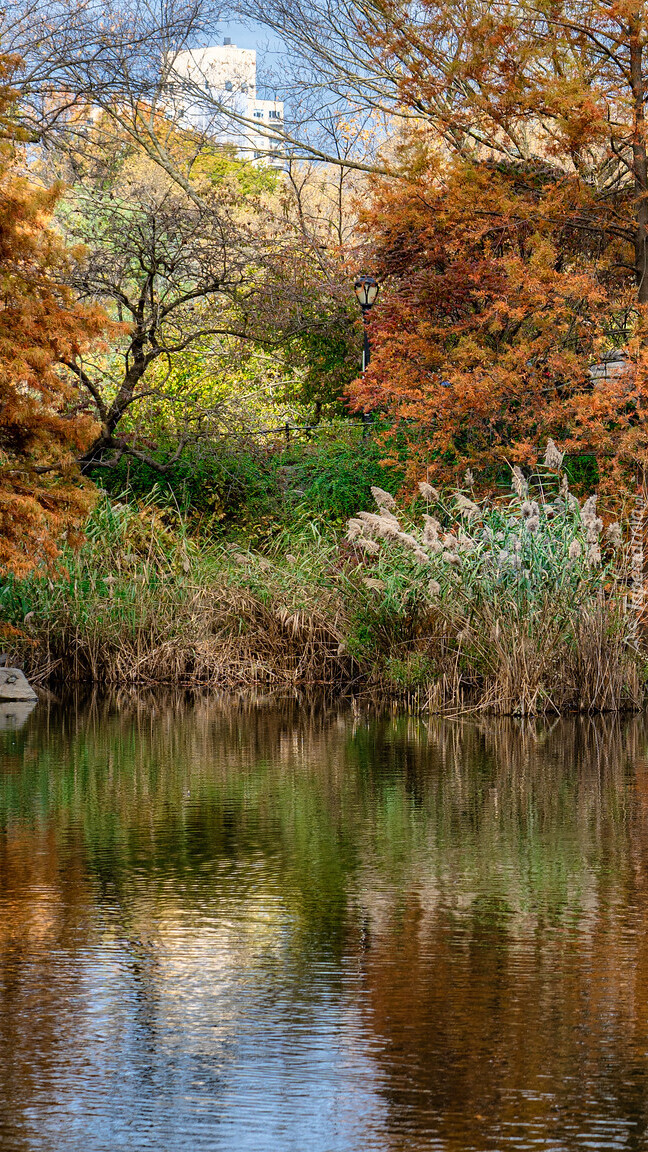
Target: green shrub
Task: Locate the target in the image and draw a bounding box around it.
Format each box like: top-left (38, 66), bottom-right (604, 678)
top-left (91, 428), bottom-right (403, 541)
top-left (383, 652), bottom-right (436, 689)
top-left (278, 438), bottom-right (403, 522)
top-left (91, 442), bottom-right (281, 528)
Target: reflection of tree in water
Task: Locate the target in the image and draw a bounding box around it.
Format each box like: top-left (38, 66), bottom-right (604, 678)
top-left (0, 819), bottom-right (96, 1149)
top-left (351, 717), bottom-right (648, 1151)
top-left (0, 694), bottom-right (365, 1147)
top-left (2, 701), bottom-right (648, 1148)
top-left (2, 701), bottom-right (647, 951)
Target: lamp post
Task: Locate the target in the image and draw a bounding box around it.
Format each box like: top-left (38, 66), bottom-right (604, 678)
top-left (354, 275), bottom-right (379, 432)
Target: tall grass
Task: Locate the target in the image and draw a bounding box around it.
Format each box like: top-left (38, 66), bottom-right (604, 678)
top-left (0, 454), bottom-right (644, 713)
top-left (344, 456), bottom-right (642, 713)
top-left (0, 495), bottom-right (360, 690)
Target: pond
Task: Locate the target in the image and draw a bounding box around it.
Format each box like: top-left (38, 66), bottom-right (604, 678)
top-left (1, 696), bottom-right (648, 1150)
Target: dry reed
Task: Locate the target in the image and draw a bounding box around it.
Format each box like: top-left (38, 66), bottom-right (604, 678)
top-left (1, 467), bottom-right (646, 713)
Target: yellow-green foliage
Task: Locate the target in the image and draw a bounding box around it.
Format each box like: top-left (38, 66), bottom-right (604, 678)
top-left (121, 339), bottom-right (308, 440)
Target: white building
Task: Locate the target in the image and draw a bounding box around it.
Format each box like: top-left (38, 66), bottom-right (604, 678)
top-left (168, 42), bottom-right (285, 167)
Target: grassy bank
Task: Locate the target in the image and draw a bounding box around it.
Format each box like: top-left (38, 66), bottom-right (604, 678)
top-left (1, 462), bottom-right (644, 713)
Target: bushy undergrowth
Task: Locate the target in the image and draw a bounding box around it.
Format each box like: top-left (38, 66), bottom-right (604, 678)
top-left (92, 427), bottom-right (402, 543)
top-left (92, 442), bottom-right (277, 532)
top-left (0, 447), bottom-right (644, 713)
top-left (277, 435), bottom-right (403, 522)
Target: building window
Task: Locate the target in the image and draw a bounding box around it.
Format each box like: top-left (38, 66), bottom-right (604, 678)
top-left (268, 110), bottom-right (282, 120)
top-left (254, 110), bottom-right (264, 118)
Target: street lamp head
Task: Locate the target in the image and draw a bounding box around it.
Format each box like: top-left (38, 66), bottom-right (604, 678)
top-left (354, 275), bottom-right (379, 310)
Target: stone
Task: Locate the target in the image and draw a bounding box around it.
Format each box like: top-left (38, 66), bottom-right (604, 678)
top-left (0, 668), bottom-right (37, 702)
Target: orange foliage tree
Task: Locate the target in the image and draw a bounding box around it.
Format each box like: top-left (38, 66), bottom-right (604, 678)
top-left (344, 0), bottom-right (648, 490)
top-left (0, 56), bottom-right (107, 576)
top-left (351, 155), bottom-right (647, 490)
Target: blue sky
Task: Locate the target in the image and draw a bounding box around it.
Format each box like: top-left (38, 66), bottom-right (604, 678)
top-left (209, 20), bottom-right (284, 56)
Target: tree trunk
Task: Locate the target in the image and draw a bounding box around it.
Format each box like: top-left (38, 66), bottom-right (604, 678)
top-left (630, 25), bottom-right (648, 303)
top-left (79, 337), bottom-right (149, 472)
top-left (79, 425), bottom-right (126, 474)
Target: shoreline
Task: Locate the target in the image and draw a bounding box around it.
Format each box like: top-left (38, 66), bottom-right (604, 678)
top-left (3, 491), bottom-right (646, 718)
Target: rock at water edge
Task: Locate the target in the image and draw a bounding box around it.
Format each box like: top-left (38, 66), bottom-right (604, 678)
top-left (0, 668), bottom-right (37, 702)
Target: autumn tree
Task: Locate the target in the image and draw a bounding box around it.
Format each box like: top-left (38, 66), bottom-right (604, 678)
top-left (0, 54), bottom-right (107, 576)
top-left (19, 0), bottom-right (648, 485)
top-left (0, 0), bottom-right (372, 441)
top-left (360, 0), bottom-right (648, 306)
top-left (346, 154), bottom-right (637, 488)
top-left (305, 0), bottom-right (648, 489)
top-left (64, 156), bottom-right (268, 471)
top-left (233, 0), bottom-right (648, 279)
top-left (52, 120), bottom-right (359, 471)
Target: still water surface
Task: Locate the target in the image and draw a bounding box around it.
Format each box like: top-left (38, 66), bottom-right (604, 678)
top-left (2, 698), bottom-right (648, 1150)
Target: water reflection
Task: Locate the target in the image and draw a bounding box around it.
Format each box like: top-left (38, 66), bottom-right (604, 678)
top-left (2, 699), bottom-right (648, 1149)
top-left (0, 699), bottom-right (36, 730)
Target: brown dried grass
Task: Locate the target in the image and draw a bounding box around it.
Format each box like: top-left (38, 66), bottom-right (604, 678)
top-left (14, 583), bottom-right (358, 690)
top-left (2, 496), bottom-right (645, 713)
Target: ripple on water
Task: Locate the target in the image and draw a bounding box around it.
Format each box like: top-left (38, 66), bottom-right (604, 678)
top-left (1, 702), bottom-right (648, 1150)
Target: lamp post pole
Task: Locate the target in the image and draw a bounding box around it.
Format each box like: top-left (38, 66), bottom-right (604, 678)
top-left (354, 275), bottom-right (379, 433)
